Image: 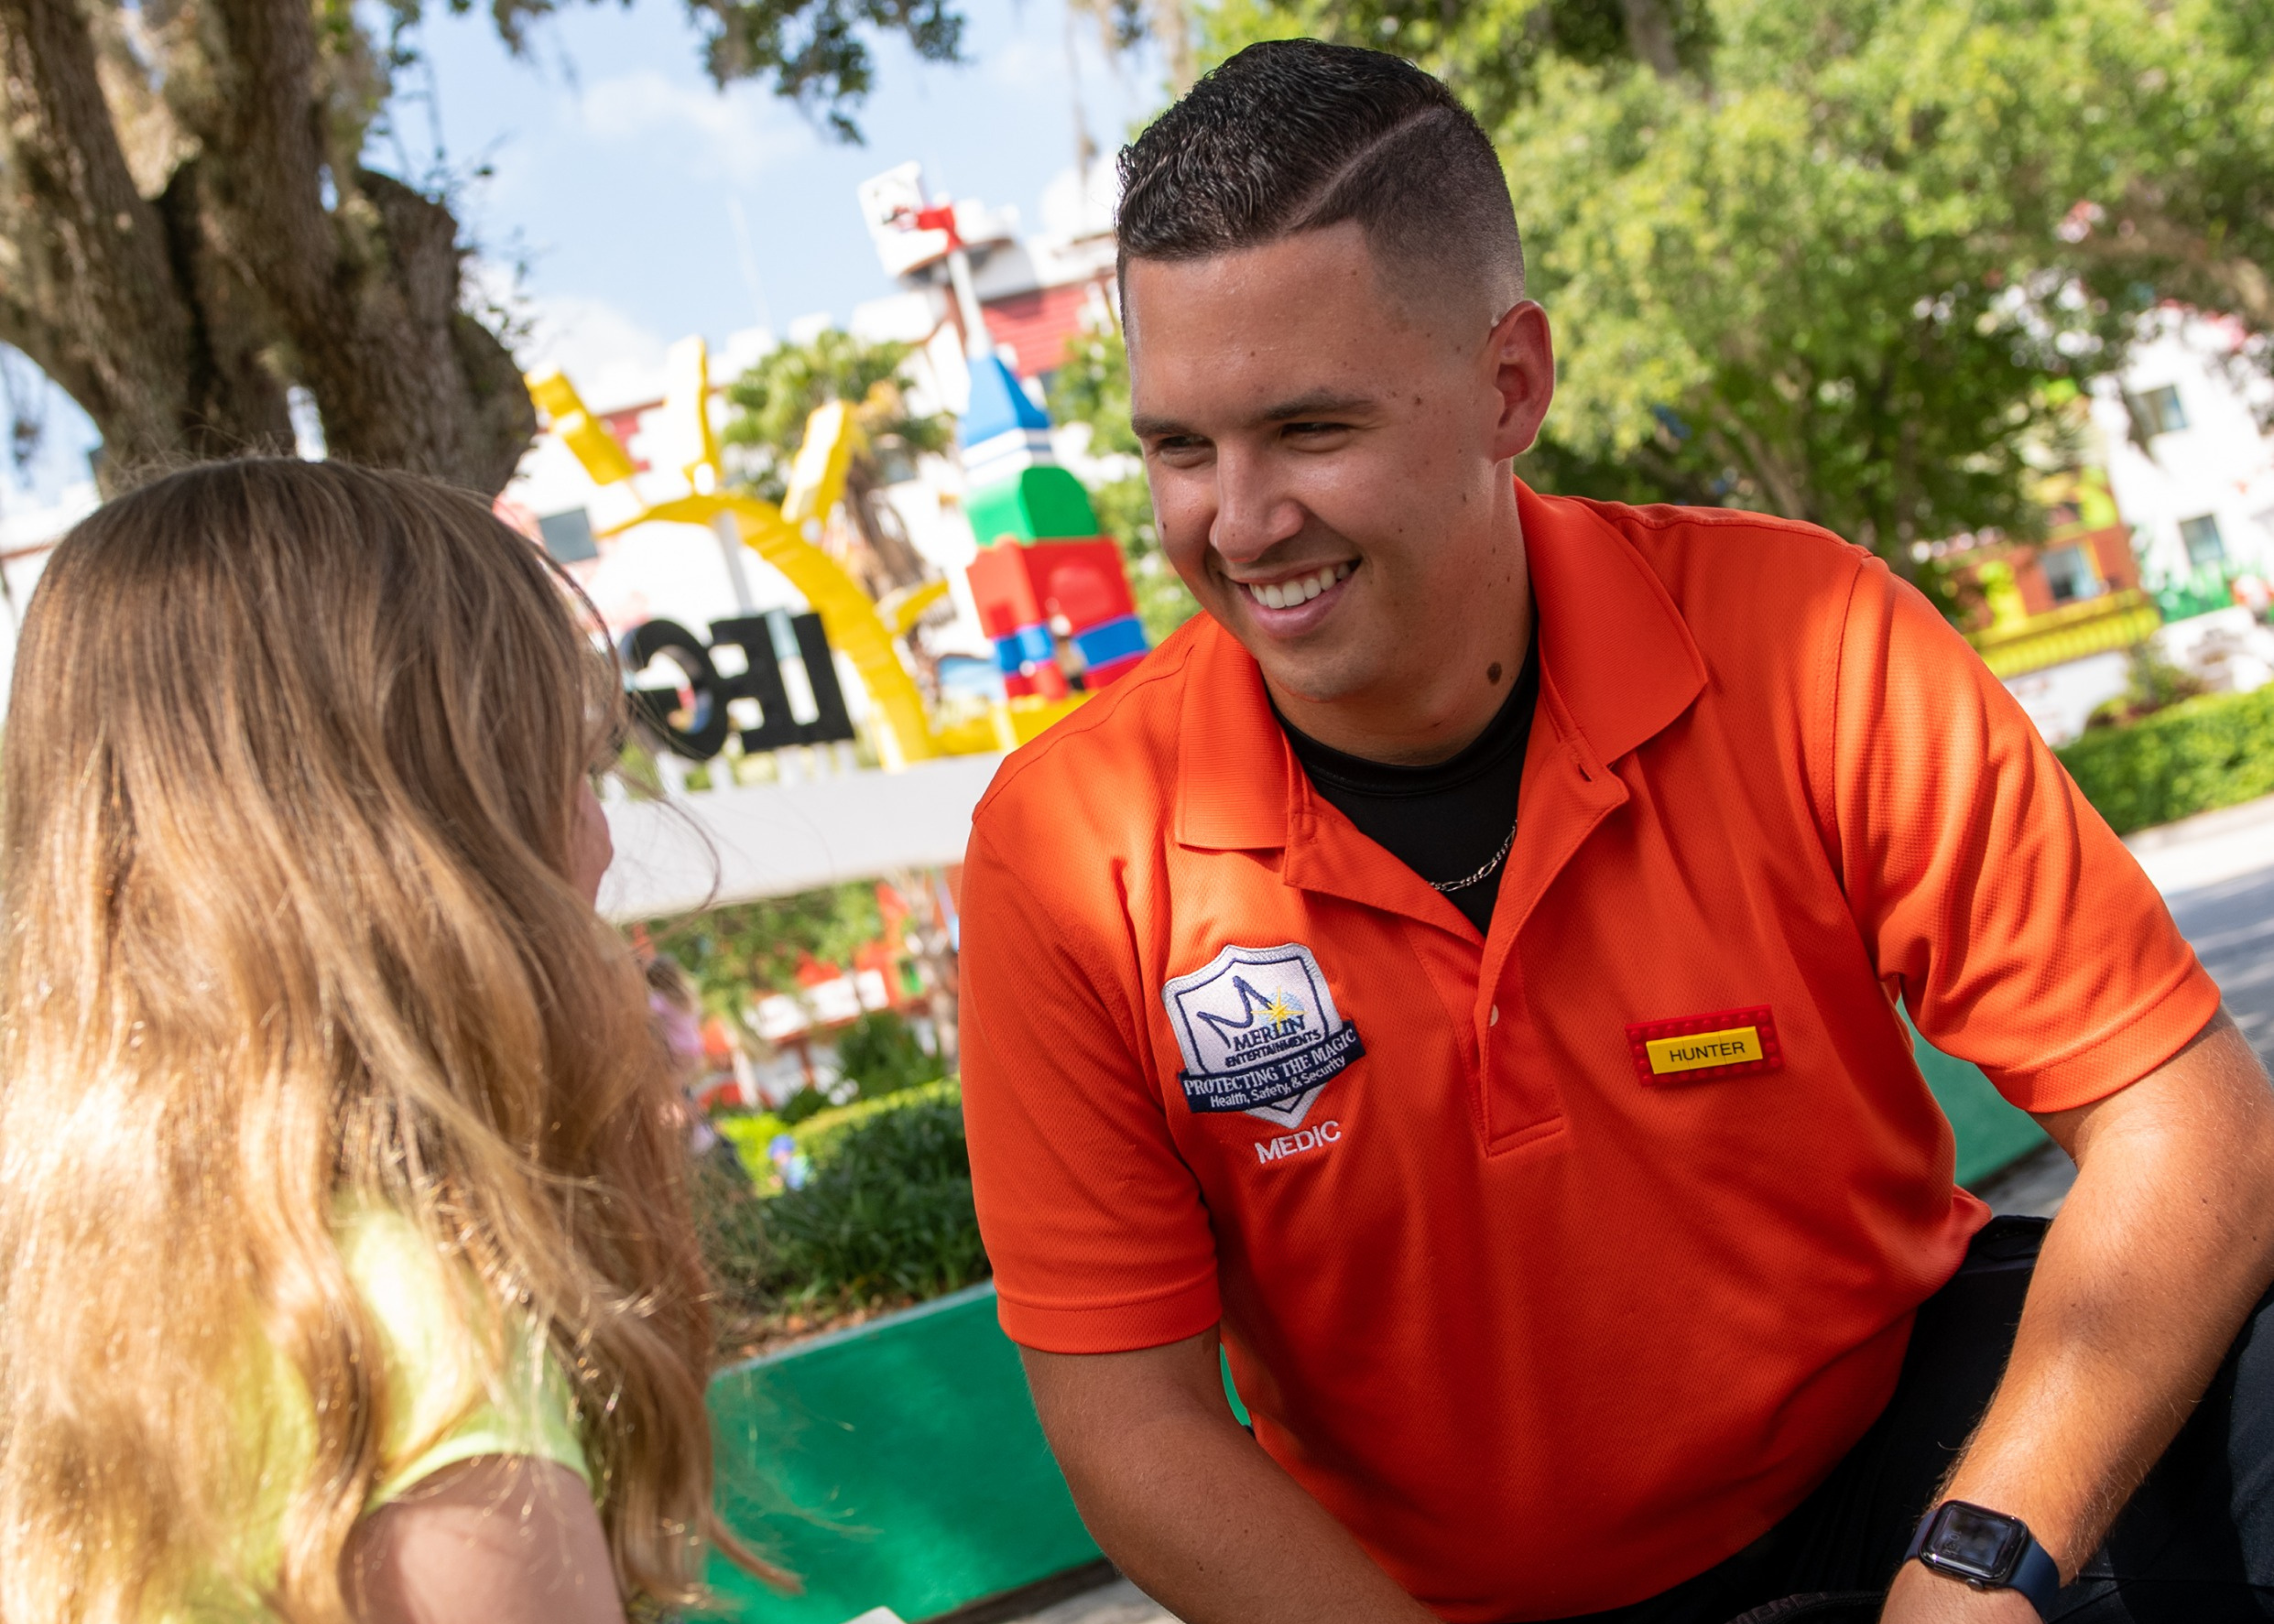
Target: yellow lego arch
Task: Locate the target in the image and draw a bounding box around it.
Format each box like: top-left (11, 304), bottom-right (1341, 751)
top-left (535, 339), bottom-right (1085, 768)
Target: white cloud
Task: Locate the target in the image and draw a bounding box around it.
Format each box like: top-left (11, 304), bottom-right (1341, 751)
top-left (577, 69), bottom-right (809, 183)
top-left (1039, 159), bottom-right (1118, 238)
top-left (786, 310), bottom-right (836, 346)
top-left (985, 34), bottom-right (1061, 89)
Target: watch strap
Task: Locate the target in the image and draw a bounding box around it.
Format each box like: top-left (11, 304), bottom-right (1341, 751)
top-left (2008, 1536), bottom-right (2062, 1617)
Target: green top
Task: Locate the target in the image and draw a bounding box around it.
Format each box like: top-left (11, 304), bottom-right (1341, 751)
top-left (176, 1203), bottom-right (590, 1619)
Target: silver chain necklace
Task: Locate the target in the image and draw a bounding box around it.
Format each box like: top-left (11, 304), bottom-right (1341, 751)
top-left (1432, 817), bottom-right (1519, 894)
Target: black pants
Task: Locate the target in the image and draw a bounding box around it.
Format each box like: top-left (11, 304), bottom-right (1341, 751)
top-left (1542, 1218), bottom-right (2274, 1624)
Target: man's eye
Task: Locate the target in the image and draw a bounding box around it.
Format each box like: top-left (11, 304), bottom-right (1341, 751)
top-left (1149, 436), bottom-right (1210, 457)
top-left (1283, 421), bottom-right (1350, 439)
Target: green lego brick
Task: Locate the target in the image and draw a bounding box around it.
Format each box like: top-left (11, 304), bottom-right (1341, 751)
top-left (966, 465), bottom-right (1099, 544)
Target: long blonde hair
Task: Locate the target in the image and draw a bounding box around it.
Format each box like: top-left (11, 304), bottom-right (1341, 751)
top-left (0, 460), bottom-right (763, 1619)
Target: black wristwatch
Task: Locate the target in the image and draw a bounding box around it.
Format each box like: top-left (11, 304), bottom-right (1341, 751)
top-left (1905, 1500), bottom-right (2062, 1617)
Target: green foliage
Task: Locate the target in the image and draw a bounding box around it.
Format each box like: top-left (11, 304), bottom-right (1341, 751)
top-left (1049, 329), bottom-right (1138, 459)
top-left (777, 1076), bottom-right (959, 1168)
top-left (1199, 0), bottom-right (1713, 134)
top-left (1497, 18), bottom-right (2108, 561)
top-left (700, 1082), bottom-right (983, 1318)
top-left (1047, 330), bottom-right (1202, 643)
top-left (766, 1085), bottom-right (982, 1305)
top-left (777, 1087), bottom-right (835, 1125)
top-left (834, 1009), bottom-right (939, 1099)
top-left (2086, 645), bottom-right (2212, 731)
top-left (2056, 686), bottom-right (2274, 837)
top-left (650, 884), bottom-right (883, 1017)
top-left (390, 0), bottom-right (962, 140)
top-left (1197, 0), bottom-right (2274, 584)
top-left (722, 328), bottom-right (955, 503)
top-left (715, 1110), bottom-right (793, 1179)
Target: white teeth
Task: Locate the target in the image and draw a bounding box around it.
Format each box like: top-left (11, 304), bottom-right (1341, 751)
top-left (1246, 564), bottom-right (1353, 610)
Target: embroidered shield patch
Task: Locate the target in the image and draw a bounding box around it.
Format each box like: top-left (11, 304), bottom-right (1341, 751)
top-left (1162, 942), bottom-right (1366, 1127)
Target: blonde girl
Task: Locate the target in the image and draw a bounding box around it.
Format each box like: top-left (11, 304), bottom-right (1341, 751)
top-left (0, 460), bottom-right (777, 1621)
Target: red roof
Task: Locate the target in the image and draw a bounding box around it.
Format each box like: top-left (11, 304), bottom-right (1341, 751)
top-left (981, 282), bottom-right (1097, 378)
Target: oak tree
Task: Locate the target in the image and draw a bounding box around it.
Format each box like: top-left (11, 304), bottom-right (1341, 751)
top-left (0, 0), bottom-right (962, 493)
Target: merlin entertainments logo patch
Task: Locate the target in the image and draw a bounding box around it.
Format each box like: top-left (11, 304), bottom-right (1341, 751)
top-left (1161, 942), bottom-right (1365, 1128)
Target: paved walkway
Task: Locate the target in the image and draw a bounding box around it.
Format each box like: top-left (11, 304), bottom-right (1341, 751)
top-left (1009, 798), bottom-right (2274, 1624)
top-left (2170, 862), bottom-right (2274, 1069)
top-left (1979, 794), bottom-right (2274, 1220)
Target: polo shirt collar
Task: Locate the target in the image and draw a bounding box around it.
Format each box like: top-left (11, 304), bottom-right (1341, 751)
top-left (1173, 479), bottom-right (1706, 854)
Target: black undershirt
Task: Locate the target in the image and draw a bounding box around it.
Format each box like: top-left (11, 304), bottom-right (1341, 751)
top-left (1277, 635), bottom-right (1541, 934)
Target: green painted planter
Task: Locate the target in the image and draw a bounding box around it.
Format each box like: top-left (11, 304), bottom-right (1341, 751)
top-left (1908, 1013), bottom-right (2048, 1187)
top-left (703, 1282), bottom-right (1099, 1623)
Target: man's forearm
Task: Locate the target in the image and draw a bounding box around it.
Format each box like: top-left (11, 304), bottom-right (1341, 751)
top-left (1023, 1336), bottom-right (1438, 1624)
top-left (1939, 1016), bottom-right (2274, 1573)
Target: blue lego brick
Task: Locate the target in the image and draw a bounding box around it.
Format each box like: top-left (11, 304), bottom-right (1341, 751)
top-left (993, 625), bottom-right (1054, 674)
top-left (1071, 614), bottom-right (1148, 669)
top-left (960, 355), bottom-right (1052, 448)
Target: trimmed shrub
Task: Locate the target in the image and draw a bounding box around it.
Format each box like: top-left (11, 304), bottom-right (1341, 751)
top-left (2055, 685), bottom-right (2274, 836)
top-left (699, 1081), bottom-right (984, 1326)
top-left (765, 1085), bottom-right (983, 1307)
top-left (833, 1009), bottom-right (940, 1100)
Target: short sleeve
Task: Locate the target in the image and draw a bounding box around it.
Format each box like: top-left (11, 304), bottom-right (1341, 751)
top-left (1822, 559), bottom-right (2222, 1113)
top-left (959, 825), bottom-right (1222, 1354)
top-left (336, 1206), bottom-right (593, 1506)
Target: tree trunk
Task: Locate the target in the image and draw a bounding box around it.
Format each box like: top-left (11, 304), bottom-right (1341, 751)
top-left (0, 0), bottom-right (533, 495)
top-left (1150, 0), bottom-right (1194, 93)
top-left (844, 459), bottom-right (931, 591)
top-left (1622, 0), bottom-right (1682, 80)
top-left (168, 0), bottom-right (534, 492)
top-left (888, 867), bottom-right (959, 1073)
top-left (0, 0), bottom-right (275, 480)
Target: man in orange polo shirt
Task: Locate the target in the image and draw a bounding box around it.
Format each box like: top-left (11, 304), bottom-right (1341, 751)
top-left (958, 40), bottom-right (2274, 1624)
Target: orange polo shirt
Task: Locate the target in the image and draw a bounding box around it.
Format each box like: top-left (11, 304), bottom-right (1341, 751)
top-left (958, 484), bottom-right (2219, 1621)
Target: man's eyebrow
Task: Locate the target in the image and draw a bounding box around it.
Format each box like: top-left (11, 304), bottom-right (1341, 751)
top-left (1129, 391), bottom-right (1380, 441)
top-left (1257, 390), bottom-right (1377, 421)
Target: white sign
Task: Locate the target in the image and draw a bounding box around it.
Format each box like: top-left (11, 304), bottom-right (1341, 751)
top-left (597, 752), bottom-right (1005, 919)
top-left (858, 162), bottom-right (953, 279)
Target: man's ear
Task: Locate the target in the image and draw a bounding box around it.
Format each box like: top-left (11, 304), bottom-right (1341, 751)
top-left (1485, 301), bottom-right (1555, 462)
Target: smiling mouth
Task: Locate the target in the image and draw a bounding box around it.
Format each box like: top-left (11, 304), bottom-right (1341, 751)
top-left (1238, 561), bottom-right (1355, 610)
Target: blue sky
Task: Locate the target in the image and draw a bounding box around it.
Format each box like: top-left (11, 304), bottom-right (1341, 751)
top-left (2, 0), bottom-right (1164, 510)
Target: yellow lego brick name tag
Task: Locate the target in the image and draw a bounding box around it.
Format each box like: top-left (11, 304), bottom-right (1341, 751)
top-left (1644, 1025), bottom-right (1765, 1076)
top-left (1626, 1006), bottom-right (1782, 1085)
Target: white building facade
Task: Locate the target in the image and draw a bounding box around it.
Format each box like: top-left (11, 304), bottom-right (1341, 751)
top-left (2091, 309), bottom-right (2274, 597)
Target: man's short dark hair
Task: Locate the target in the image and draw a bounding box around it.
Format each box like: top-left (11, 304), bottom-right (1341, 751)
top-left (1116, 40), bottom-right (1524, 327)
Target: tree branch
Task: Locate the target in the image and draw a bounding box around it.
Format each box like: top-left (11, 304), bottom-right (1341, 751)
top-left (1621, 0), bottom-right (1680, 80)
top-left (162, 0), bottom-right (532, 489)
top-left (0, 0), bottom-right (198, 474)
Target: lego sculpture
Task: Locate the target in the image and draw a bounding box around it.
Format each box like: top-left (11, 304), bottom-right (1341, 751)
top-left (960, 354), bottom-right (1150, 700)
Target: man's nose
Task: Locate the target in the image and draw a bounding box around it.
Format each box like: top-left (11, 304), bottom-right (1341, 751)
top-left (1209, 447), bottom-right (1304, 567)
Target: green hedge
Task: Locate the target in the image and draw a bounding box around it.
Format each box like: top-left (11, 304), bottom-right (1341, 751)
top-left (2056, 685), bottom-right (2274, 837)
top-left (702, 1081), bottom-right (984, 1321)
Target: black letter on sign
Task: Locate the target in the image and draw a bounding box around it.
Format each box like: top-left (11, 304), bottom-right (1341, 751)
top-left (704, 616), bottom-right (802, 753)
top-left (621, 619), bottom-right (727, 761)
top-left (621, 613), bottom-right (857, 763)
top-left (785, 612), bottom-right (856, 746)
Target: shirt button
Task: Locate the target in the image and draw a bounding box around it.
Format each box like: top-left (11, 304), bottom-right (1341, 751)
top-left (1489, 1005), bottom-right (1501, 1026)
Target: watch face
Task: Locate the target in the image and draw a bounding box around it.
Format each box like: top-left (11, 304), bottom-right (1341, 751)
top-left (1926, 1503), bottom-right (2027, 1581)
